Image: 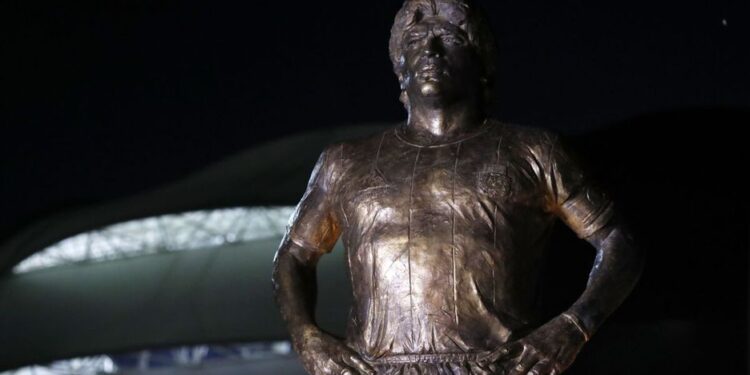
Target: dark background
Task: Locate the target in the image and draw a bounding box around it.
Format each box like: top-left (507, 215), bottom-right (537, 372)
top-left (1, 0), bottom-right (748, 373)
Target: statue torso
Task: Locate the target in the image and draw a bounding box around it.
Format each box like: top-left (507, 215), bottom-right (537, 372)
top-left (328, 121), bottom-right (559, 359)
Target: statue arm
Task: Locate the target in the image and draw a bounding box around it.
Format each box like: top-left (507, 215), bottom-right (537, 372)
top-left (276, 238), bottom-right (381, 375)
top-left (524, 136), bottom-right (645, 373)
top-left (543, 134), bottom-right (645, 338)
top-left (271, 146), bottom-right (374, 375)
top-left (272, 238), bottom-right (325, 344)
top-left (273, 146), bottom-right (341, 338)
top-left (536, 133), bottom-right (644, 370)
top-left (489, 215), bottom-right (644, 375)
top-left (563, 219), bottom-right (644, 340)
top-left (482, 133), bottom-right (644, 375)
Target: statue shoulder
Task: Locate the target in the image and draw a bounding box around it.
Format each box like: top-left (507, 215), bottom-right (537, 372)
top-left (485, 121), bottom-right (562, 161)
top-left (315, 128), bottom-right (394, 183)
top-left (492, 121), bottom-right (558, 149)
top-left (327, 127), bottom-right (397, 159)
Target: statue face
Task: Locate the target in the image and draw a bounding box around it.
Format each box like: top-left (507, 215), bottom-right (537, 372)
top-left (400, 18), bottom-right (483, 104)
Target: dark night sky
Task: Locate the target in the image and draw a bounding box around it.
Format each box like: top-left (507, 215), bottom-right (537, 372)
top-left (2, 0), bottom-right (748, 233)
top-left (0, 0), bottom-right (748, 371)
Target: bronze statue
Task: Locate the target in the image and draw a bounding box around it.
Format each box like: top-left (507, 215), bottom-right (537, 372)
top-left (273, 1), bottom-right (644, 374)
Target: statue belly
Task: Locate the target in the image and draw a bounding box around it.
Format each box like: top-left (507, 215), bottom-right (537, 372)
top-left (354, 215), bottom-right (510, 356)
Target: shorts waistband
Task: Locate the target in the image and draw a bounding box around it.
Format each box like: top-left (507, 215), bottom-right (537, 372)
top-left (365, 352), bottom-right (491, 364)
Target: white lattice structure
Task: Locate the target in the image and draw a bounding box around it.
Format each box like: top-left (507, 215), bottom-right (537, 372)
top-left (1, 356), bottom-right (117, 375)
top-left (14, 207), bottom-right (295, 273)
top-left (0, 342), bottom-right (293, 374)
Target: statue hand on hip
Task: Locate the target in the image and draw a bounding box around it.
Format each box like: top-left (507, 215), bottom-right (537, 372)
top-left (296, 326), bottom-right (375, 375)
top-left (479, 314), bottom-right (588, 375)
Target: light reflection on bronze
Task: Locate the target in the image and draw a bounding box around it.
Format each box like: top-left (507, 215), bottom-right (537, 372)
top-left (273, 1), bottom-right (644, 374)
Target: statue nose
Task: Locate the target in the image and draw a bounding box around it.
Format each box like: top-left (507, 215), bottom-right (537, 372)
top-left (423, 36), bottom-right (443, 57)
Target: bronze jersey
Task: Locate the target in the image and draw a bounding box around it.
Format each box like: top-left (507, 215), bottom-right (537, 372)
top-left (284, 120), bottom-right (613, 361)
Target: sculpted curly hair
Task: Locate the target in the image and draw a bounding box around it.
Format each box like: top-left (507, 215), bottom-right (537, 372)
top-left (388, 0), bottom-right (497, 101)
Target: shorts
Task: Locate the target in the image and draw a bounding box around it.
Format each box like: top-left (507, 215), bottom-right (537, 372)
top-left (366, 352), bottom-right (501, 375)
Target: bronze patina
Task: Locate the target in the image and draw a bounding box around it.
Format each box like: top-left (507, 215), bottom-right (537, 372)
top-left (273, 1), bottom-right (644, 374)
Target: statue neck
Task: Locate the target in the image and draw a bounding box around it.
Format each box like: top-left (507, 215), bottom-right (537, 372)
top-left (402, 99), bottom-right (486, 146)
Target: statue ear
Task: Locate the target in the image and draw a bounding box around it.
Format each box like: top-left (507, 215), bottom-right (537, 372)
top-left (395, 62), bottom-right (409, 107)
top-left (396, 67), bottom-right (406, 88)
top-left (399, 90), bottom-right (409, 107)
top-left (396, 55), bottom-right (408, 88)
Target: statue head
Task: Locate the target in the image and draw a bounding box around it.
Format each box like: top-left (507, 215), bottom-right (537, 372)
top-left (389, 0), bottom-right (497, 108)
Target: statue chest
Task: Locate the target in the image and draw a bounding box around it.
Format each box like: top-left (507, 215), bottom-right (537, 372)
top-left (337, 142), bottom-right (542, 230)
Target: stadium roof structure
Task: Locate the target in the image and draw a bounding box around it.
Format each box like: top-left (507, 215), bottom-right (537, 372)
top-left (0, 124), bottom-right (388, 371)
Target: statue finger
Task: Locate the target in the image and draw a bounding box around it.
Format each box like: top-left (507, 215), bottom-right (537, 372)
top-left (479, 341), bottom-right (523, 364)
top-left (505, 341), bottom-right (525, 357)
top-left (338, 365), bottom-right (359, 375)
top-left (526, 359), bottom-right (556, 375)
top-left (342, 354), bottom-right (375, 375)
top-left (321, 357), bottom-right (355, 375)
top-left (506, 349), bottom-right (539, 375)
top-left (468, 360), bottom-right (498, 375)
top-left (477, 347), bottom-right (507, 364)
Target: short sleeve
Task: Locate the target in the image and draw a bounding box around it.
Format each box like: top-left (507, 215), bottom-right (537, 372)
top-left (539, 134), bottom-right (615, 239)
top-left (283, 145), bottom-right (343, 256)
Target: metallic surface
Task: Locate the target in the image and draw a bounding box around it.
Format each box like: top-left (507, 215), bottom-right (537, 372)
top-left (273, 1), bottom-right (644, 374)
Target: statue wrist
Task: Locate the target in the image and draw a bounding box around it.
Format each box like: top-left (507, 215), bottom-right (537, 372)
top-left (560, 312), bottom-right (591, 342)
top-left (289, 323), bottom-right (322, 344)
